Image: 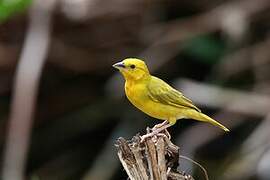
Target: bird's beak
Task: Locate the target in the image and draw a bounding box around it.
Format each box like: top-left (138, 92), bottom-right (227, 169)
top-left (112, 61), bottom-right (125, 69)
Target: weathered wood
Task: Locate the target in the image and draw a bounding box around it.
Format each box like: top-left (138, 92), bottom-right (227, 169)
top-left (116, 138), bottom-right (141, 180)
top-left (115, 131), bottom-right (195, 180)
top-left (130, 137), bottom-right (149, 180)
top-left (156, 138), bottom-right (167, 180)
top-left (146, 138), bottom-right (161, 180)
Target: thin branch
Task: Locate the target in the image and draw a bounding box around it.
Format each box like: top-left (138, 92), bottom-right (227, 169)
top-left (179, 155), bottom-right (209, 180)
top-left (1, 0), bottom-right (56, 179)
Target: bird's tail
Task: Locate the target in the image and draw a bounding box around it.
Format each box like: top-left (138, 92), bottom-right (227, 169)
top-left (185, 110), bottom-right (230, 132)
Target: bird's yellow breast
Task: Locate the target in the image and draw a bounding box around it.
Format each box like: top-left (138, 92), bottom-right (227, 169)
top-left (125, 80), bottom-right (181, 121)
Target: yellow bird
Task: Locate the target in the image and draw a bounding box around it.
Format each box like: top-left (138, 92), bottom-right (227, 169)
top-left (113, 58), bottom-right (229, 138)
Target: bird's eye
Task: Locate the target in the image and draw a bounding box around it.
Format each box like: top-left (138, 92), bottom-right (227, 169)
top-left (130, 64), bottom-right (136, 69)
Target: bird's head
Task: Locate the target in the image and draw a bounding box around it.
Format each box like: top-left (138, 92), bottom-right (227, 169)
top-left (113, 58), bottom-right (150, 81)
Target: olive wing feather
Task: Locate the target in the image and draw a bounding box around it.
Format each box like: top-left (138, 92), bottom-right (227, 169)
top-left (147, 77), bottom-right (201, 112)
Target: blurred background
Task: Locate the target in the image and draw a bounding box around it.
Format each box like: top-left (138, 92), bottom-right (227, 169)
top-left (0, 0), bottom-right (270, 179)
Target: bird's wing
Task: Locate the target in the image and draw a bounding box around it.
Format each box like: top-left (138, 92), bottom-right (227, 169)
top-left (147, 76), bottom-right (201, 112)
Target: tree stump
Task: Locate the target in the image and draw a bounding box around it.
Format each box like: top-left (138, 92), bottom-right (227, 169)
top-left (115, 130), bottom-right (194, 180)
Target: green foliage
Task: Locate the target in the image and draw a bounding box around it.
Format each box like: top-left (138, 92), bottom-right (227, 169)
top-left (183, 35), bottom-right (226, 64)
top-left (0, 0), bottom-right (32, 22)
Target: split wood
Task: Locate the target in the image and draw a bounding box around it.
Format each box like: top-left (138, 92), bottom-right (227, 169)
top-left (115, 132), bottom-right (194, 180)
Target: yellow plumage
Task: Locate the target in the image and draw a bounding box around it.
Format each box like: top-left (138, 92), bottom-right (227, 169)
top-left (113, 58), bottom-right (229, 132)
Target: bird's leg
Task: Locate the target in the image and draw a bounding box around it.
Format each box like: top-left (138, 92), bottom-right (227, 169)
top-left (152, 120), bottom-right (169, 130)
top-left (152, 120), bottom-right (171, 139)
top-left (140, 123), bottom-right (173, 142)
top-left (164, 128), bottom-right (171, 139)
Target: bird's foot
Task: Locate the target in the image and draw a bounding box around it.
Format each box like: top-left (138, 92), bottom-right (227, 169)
top-left (152, 120), bottom-right (169, 131)
top-left (163, 129), bottom-right (171, 139)
top-left (154, 129), bottom-right (171, 140)
top-left (140, 133), bottom-right (154, 143)
top-left (140, 123), bottom-right (172, 143)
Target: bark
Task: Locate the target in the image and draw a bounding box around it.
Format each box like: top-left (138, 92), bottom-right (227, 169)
top-left (116, 133), bottom-right (194, 180)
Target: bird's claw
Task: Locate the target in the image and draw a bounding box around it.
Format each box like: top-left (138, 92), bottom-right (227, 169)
top-left (140, 122), bottom-right (172, 143)
top-left (140, 135), bottom-right (148, 143)
top-left (152, 121), bottom-right (169, 131)
top-left (140, 129), bottom-right (171, 143)
top-left (161, 129), bottom-right (171, 140)
top-left (140, 133), bottom-right (154, 143)
top-left (152, 124), bottom-right (163, 131)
